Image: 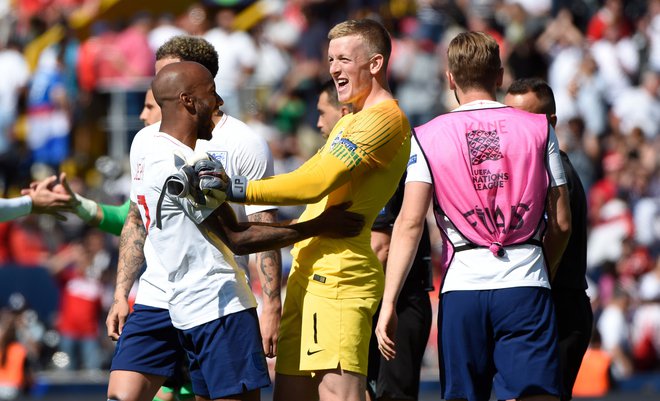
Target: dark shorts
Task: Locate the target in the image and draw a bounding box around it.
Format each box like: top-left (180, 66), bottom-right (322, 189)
top-left (368, 291), bottom-right (432, 400)
top-left (439, 287), bottom-right (560, 401)
top-left (552, 289), bottom-right (593, 401)
top-left (177, 308), bottom-right (270, 399)
top-left (110, 304), bottom-right (183, 378)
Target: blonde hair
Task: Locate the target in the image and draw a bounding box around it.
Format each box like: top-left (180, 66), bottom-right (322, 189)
top-left (447, 32), bottom-right (501, 91)
top-left (328, 19), bottom-right (392, 65)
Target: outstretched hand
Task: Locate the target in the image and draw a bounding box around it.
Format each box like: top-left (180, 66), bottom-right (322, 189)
top-left (315, 202), bottom-right (365, 238)
top-left (21, 174), bottom-right (76, 220)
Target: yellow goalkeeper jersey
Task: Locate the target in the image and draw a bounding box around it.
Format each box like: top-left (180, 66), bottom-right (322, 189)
top-left (247, 99), bottom-right (410, 299)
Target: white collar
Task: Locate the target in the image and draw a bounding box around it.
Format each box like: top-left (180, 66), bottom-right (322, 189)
top-left (453, 99), bottom-right (507, 112)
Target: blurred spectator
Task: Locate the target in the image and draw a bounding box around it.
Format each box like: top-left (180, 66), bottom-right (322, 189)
top-left (646, 0), bottom-right (660, 72)
top-left (147, 13), bottom-right (185, 54)
top-left (560, 117), bottom-right (597, 191)
top-left (0, 217), bottom-right (50, 267)
top-left (588, 152), bottom-right (626, 225)
top-left (587, 198), bottom-right (634, 274)
top-left (26, 47), bottom-right (70, 171)
top-left (504, 0), bottom-right (551, 18)
top-left (76, 21), bottom-right (114, 94)
top-left (104, 13), bottom-right (154, 88)
top-left (9, 294), bottom-right (47, 372)
top-left (611, 70), bottom-right (660, 140)
top-left (589, 20), bottom-right (638, 106)
top-left (586, 0), bottom-right (634, 42)
top-left (390, 16), bottom-right (443, 127)
top-left (566, 53), bottom-right (608, 138)
top-left (537, 8), bottom-right (587, 126)
top-left (633, 195), bottom-right (660, 255)
top-left (597, 285), bottom-right (634, 379)
top-left (204, 8), bottom-right (257, 119)
top-left (617, 237), bottom-right (654, 284)
top-left (0, 38), bottom-right (29, 160)
top-left (631, 259), bottom-right (660, 370)
top-left (572, 331), bottom-right (612, 398)
top-left (47, 230), bottom-right (108, 371)
top-left (250, 11), bottom-right (297, 114)
top-left (501, 3), bottom-right (547, 80)
top-left (0, 309), bottom-right (30, 400)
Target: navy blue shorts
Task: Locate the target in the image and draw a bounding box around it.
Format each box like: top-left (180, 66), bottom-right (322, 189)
top-left (110, 304), bottom-right (183, 378)
top-left (177, 308), bottom-right (270, 399)
top-left (439, 287), bottom-right (560, 401)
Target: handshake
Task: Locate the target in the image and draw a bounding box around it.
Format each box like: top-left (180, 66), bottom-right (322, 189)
top-left (166, 151), bottom-right (248, 208)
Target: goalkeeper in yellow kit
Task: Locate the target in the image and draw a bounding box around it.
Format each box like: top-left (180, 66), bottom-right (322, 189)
top-left (211, 19), bottom-right (411, 401)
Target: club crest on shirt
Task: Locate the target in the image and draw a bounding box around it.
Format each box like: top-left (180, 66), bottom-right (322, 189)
top-left (206, 151), bottom-right (228, 167)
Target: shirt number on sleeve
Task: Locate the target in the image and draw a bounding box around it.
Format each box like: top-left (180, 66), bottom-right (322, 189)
top-left (137, 195), bottom-right (151, 234)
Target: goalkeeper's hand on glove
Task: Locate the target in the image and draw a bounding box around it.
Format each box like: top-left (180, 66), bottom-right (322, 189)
top-left (193, 156), bottom-right (229, 208)
top-left (166, 150), bottom-right (248, 206)
top-left (195, 160), bottom-right (248, 203)
top-left (166, 151), bottom-right (227, 208)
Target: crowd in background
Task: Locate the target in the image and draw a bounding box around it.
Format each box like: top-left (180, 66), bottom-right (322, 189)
top-left (0, 0), bottom-right (659, 397)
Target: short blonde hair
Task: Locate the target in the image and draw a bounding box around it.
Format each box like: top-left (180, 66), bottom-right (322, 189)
top-left (447, 32), bottom-right (501, 91)
top-left (328, 19), bottom-right (392, 65)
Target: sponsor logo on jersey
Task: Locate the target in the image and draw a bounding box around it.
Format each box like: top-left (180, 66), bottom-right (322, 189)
top-left (408, 154), bottom-right (417, 167)
top-left (339, 138), bottom-right (357, 152)
top-left (330, 130), bottom-right (344, 150)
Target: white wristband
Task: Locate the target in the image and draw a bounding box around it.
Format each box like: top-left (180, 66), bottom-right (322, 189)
top-left (75, 194), bottom-right (99, 222)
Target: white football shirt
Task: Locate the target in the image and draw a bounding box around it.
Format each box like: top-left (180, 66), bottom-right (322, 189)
top-left (132, 114), bottom-right (275, 310)
top-left (130, 130), bottom-right (256, 329)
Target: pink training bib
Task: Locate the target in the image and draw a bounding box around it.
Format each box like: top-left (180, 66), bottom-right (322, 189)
top-left (416, 106), bottom-right (550, 260)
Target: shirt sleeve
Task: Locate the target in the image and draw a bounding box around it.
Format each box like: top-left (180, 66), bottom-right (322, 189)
top-left (547, 125), bottom-right (567, 187)
top-left (98, 200), bottom-right (130, 236)
top-left (0, 196), bottom-right (32, 222)
top-left (246, 150), bottom-right (351, 205)
top-left (405, 136), bottom-right (432, 184)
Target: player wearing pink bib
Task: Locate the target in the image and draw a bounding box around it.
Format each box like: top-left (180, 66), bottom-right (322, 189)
top-left (376, 32), bottom-right (572, 401)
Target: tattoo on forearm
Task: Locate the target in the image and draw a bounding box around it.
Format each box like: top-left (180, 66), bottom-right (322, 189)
top-left (259, 250), bottom-right (281, 300)
top-left (249, 211), bottom-right (282, 301)
top-left (116, 203), bottom-right (146, 299)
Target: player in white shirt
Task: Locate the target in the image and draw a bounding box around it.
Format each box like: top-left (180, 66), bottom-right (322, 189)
top-left (114, 61), bottom-right (363, 401)
top-left (105, 36), bottom-right (280, 401)
top-left (375, 32), bottom-right (571, 401)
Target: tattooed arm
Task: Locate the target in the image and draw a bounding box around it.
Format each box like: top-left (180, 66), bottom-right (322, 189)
top-left (106, 202), bottom-right (146, 340)
top-left (248, 210), bottom-right (282, 358)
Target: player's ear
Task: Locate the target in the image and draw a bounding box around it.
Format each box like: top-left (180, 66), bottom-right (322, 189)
top-left (369, 54), bottom-right (384, 75)
top-left (180, 92), bottom-right (195, 112)
top-left (446, 71), bottom-right (456, 90)
top-left (496, 67), bottom-right (504, 88)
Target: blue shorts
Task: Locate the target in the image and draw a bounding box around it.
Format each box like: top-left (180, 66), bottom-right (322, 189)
top-left (439, 287), bottom-right (560, 401)
top-left (177, 308), bottom-right (270, 399)
top-left (110, 304), bottom-right (183, 378)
